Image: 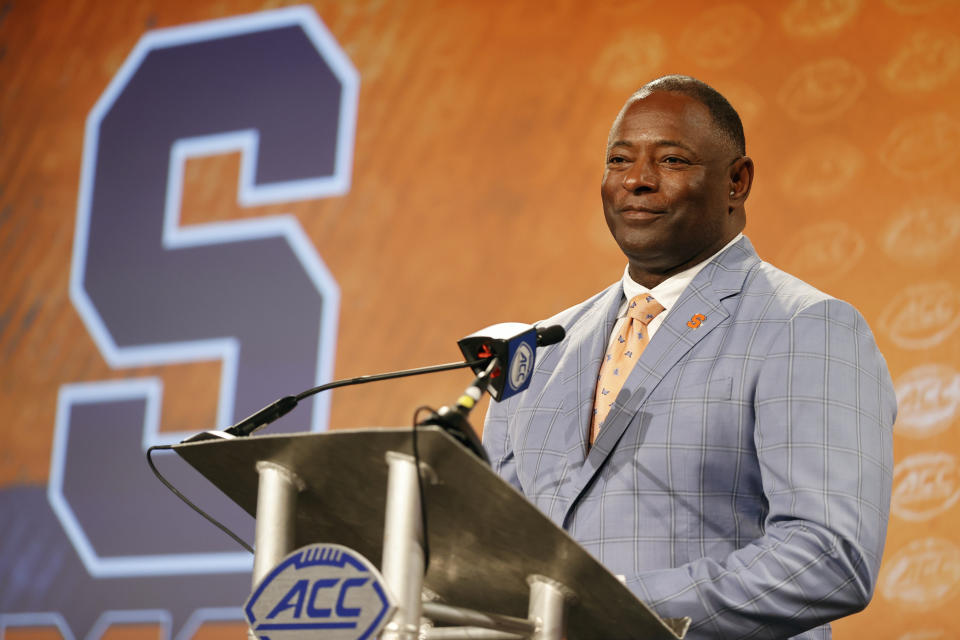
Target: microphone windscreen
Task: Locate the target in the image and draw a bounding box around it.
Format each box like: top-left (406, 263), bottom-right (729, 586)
top-left (536, 324), bottom-right (565, 347)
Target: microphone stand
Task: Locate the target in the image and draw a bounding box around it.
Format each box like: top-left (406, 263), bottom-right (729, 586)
top-left (182, 358), bottom-right (486, 443)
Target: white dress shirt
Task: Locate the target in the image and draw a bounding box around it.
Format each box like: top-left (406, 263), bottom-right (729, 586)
top-left (609, 233), bottom-right (743, 348)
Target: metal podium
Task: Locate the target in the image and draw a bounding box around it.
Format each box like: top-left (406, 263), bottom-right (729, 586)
top-left (173, 427), bottom-right (689, 639)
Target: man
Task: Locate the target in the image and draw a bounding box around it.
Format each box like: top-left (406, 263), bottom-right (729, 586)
top-left (482, 75), bottom-right (896, 639)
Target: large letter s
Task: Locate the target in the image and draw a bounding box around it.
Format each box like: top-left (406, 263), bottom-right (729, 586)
top-left (52, 7), bottom-right (358, 578)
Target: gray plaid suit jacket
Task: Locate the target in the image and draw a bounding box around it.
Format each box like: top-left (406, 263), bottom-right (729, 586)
top-left (483, 236), bottom-right (896, 639)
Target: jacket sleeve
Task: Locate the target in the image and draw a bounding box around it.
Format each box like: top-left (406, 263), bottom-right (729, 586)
top-left (628, 299), bottom-right (896, 638)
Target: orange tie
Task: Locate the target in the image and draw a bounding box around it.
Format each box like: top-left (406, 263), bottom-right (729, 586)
top-left (590, 294), bottom-right (665, 443)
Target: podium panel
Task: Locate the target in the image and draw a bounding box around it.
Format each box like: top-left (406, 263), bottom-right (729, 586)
top-left (174, 427), bottom-right (686, 639)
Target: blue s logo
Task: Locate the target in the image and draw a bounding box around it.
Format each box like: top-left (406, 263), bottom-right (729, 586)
top-left (1, 7), bottom-right (359, 639)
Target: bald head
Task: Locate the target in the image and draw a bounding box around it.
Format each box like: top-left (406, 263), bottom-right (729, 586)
top-left (631, 75), bottom-right (746, 156)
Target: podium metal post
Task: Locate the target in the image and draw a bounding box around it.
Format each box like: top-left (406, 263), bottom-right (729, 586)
top-left (251, 461), bottom-right (304, 586)
top-left (380, 451), bottom-right (426, 640)
top-left (527, 577), bottom-right (569, 640)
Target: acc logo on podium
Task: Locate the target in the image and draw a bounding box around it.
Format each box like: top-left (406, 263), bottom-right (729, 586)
top-left (245, 543), bottom-right (395, 640)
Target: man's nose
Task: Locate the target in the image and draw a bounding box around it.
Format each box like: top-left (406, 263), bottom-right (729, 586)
top-left (623, 158), bottom-right (657, 193)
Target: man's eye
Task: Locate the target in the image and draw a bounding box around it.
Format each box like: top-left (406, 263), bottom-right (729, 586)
top-left (608, 156), bottom-right (628, 164)
top-left (662, 156), bottom-right (688, 164)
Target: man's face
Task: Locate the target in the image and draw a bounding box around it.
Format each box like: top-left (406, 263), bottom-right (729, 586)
top-left (601, 91), bottom-right (744, 287)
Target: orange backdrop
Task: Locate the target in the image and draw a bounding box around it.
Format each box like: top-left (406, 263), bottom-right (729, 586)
top-left (3, 0), bottom-right (960, 638)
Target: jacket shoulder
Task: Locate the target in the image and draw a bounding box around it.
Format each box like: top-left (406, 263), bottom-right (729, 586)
top-left (743, 259), bottom-right (839, 319)
top-left (537, 281), bottom-right (620, 331)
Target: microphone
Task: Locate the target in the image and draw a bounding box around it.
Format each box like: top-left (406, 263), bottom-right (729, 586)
top-left (457, 323), bottom-right (565, 401)
top-left (417, 358), bottom-right (499, 464)
top-left (180, 395), bottom-right (299, 443)
top-left (181, 323), bottom-right (566, 446)
top-left (536, 324), bottom-right (566, 347)
top-left (421, 324), bottom-right (565, 462)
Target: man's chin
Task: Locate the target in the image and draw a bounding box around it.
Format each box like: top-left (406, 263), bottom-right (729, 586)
top-left (616, 238), bottom-right (668, 264)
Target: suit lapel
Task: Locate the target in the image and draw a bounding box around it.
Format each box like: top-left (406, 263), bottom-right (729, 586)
top-left (563, 238), bottom-right (761, 519)
top-left (560, 283), bottom-right (622, 469)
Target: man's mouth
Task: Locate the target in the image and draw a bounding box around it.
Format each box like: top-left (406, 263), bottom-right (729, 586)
top-left (619, 206), bottom-right (666, 218)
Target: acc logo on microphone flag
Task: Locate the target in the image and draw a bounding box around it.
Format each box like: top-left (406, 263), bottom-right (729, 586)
top-left (245, 543), bottom-right (395, 640)
top-left (508, 339), bottom-right (535, 393)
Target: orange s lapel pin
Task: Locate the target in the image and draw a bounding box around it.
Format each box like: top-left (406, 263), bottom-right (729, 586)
top-left (687, 313), bottom-right (706, 329)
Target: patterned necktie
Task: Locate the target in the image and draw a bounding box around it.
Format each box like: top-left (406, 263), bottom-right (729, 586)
top-left (590, 293), bottom-right (665, 444)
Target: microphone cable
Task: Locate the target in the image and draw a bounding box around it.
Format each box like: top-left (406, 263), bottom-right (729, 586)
top-left (144, 358), bottom-right (487, 556)
top-left (411, 405), bottom-right (435, 572)
top-left (146, 408), bottom-right (438, 565)
top-left (146, 443), bottom-right (254, 553)
top-left (147, 408), bottom-right (443, 569)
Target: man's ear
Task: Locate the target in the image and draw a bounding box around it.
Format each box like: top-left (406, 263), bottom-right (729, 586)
top-left (728, 156), bottom-right (754, 210)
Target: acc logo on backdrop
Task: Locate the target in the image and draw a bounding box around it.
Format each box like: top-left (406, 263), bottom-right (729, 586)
top-left (779, 137), bottom-right (863, 201)
top-left (780, 0), bottom-right (861, 38)
top-left (881, 197), bottom-right (960, 267)
top-left (879, 282), bottom-right (960, 350)
top-left (894, 364), bottom-right (960, 438)
top-left (880, 538), bottom-right (960, 610)
top-left (881, 29), bottom-right (960, 92)
top-left (589, 31), bottom-right (664, 91)
top-left (246, 544), bottom-right (394, 640)
top-left (776, 221), bottom-right (865, 284)
top-left (880, 112), bottom-right (960, 177)
top-left (679, 4), bottom-right (763, 69)
top-left (891, 452), bottom-right (960, 522)
top-left (777, 58), bottom-right (865, 123)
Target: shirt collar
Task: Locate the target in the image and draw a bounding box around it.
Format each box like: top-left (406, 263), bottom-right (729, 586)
top-left (620, 233), bottom-right (743, 315)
